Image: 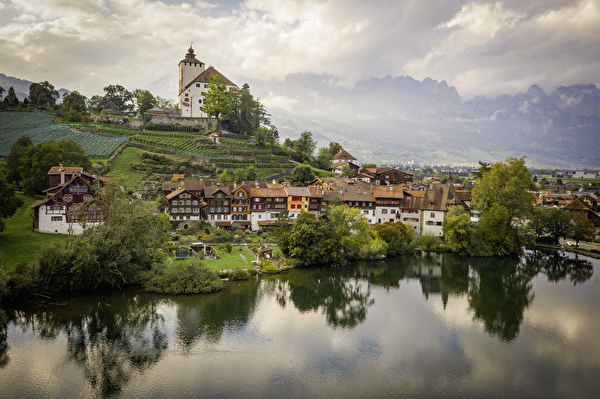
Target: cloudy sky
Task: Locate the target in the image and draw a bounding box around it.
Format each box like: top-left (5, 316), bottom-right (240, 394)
top-left (1, 0), bottom-right (599, 103)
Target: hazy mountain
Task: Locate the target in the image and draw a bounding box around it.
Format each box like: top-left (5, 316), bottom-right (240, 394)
top-left (0, 73), bottom-right (69, 102)
top-left (244, 74), bottom-right (600, 167)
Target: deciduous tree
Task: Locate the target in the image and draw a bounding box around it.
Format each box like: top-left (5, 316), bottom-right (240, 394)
top-left (443, 206), bottom-right (471, 254)
top-left (568, 214), bottom-right (595, 248)
top-left (29, 81), bottom-right (59, 107)
top-left (0, 172), bottom-right (23, 233)
top-left (20, 140), bottom-right (91, 195)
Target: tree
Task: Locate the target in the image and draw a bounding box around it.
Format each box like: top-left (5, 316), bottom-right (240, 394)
top-left (545, 208), bottom-right (571, 244)
top-left (20, 140), bottom-right (91, 195)
top-left (326, 205), bottom-right (372, 264)
top-left (340, 165), bottom-right (354, 178)
top-left (246, 166), bottom-right (257, 181)
top-left (472, 157), bottom-right (535, 254)
top-left (254, 126), bottom-right (269, 147)
top-left (286, 212), bottom-right (333, 266)
top-left (224, 84), bottom-right (269, 135)
top-left (556, 178), bottom-right (563, 185)
top-left (64, 108), bottom-right (83, 122)
top-left (0, 172), bottom-right (24, 233)
top-left (201, 75), bottom-right (234, 122)
top-left (291, 164), bottom-right (315, 186)
top-left (472, 161), bottom-right (491, 179)
top-left (374, 221), bottom-right (414, 256)
top-left (218, 170), bottom-right (232, 185)
top-left (328, 142), bottom-right (342, 157)
top-left (29, 81), bottom-right (59, 107)
top-left (568, 214), bottom-right (595, 248)
top-left (315, 147), bottom-right (332, 170)
top-left (6, 87), bottom-right (18, 105)
top-left (293, 131), bottom-right (317, 162)
top-left (133, 89), bottom-right (156, 117)
top-left (103, 84), bottom-right (134, 113)
top-left (6, 135), bottom-right (33, 186)
top-left (62, 91), bottom-right (87, 113)
top-left (442, 206), bottom-right (471, 254)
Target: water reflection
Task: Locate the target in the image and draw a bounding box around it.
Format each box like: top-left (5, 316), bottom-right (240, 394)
top-left (168, 281), bottom-right (259, 350)
top-left (263, 268), bottom-right (375, 329)
top-left (0, 309), bottom-right (8, 368)
top-left (5, 293), bottom-right (168, 397)
top-left (0, 249), bottom-right (595, 398)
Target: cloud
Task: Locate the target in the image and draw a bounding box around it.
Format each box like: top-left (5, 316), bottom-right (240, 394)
top-left (0, 0), bottom-right (598, 100)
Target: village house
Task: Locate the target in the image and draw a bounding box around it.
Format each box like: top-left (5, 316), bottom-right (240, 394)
top-left (204, 183), bottom-right (233, 228)
top-left (166, 188), bottom-right (206, 221)
top-left (31, 166), bottom-right (103, 234)
top-left (562, 197), bottom-right (600, 226)
top-left (231, 181), bottom-right (252, 229)
top-left (284, 186), bottom-right (311, 218)
top-left (248, 185), bottom-right (287, 231)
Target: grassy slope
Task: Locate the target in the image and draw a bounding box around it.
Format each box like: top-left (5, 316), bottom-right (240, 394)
top-left (0, 195), bottom-right (70, 271)
top-left (108, 146), bottom-right (147, 187)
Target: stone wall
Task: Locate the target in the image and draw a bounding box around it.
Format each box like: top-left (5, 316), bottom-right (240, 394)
top-left (144, 113), bottom-right (217, 128)
top-left (91, 115), bottom-right (144, 129)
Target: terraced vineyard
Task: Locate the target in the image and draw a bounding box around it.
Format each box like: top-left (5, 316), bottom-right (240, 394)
top-left (132, 131), bottom-right (226, 157)
top-left (0, 112), bottom-right (128, 157)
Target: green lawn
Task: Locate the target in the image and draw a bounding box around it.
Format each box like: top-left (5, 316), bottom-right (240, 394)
top-left (204, 246), bottom-right (256, 270)
top-left (108, 146), bottom-right (147, 187)
top-left (0, 195), bottom-right (71, 271)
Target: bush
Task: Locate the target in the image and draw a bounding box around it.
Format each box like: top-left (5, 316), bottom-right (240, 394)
top-left (261, 260), bottom-right (278, 272)
top-left (219, 269), bottom-right (251, 280)
top-left (144, 260), bottom-right (224, 294)
top-left (224, 243), bottom-right (233, 253)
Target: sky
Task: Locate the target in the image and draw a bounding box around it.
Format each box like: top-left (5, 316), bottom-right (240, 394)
top-left (1, 0), bottom-right (599, 105)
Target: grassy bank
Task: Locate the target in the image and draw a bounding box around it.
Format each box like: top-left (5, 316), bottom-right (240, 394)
top-left (0, 195), bottom-right (70, 271)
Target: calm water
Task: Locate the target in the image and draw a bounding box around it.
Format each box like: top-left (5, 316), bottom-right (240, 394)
top-left (1, 250), bottom-right (599, 398)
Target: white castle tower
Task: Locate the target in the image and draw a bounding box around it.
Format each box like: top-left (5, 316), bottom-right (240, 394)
top-left (178, 45), bottom-right (205, 94)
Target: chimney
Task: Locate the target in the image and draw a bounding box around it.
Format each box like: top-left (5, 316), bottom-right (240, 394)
top-left (60, 164), bottom-right (65, 185)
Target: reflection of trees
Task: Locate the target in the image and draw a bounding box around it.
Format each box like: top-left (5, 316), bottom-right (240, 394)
top-left (524, 250), bottom-right (594, 285)
top-left (468, 256), bottom-right (534, 342)
top-left (0, 309), bottom-right (8, 368)
top-left (354, 257), bottom-right (414, 291)
top-left (5, 290), bottom-right (167, 398)
top-left (169, 280), bottom-right (260, 350)
top-left (267, 268), bottom-right (374, 329)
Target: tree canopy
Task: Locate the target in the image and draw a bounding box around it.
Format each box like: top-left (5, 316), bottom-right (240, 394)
top-left (20, 140), bottom-right (91, 195)
top-left (0, 172), bottom-right (23, 233)
top-left (29, 81), bottom-right (59, 107)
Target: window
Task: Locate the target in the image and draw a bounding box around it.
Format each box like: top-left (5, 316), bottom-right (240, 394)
top-left (253, 198), bottom-right (261, 202)
top-left (232, 206), bottom-right (237, 212)
top-left (238, 192), bottom-right (244, 197)
top-left (62, 194), bottom-right (73, 203)
top-left (196, 83), bottom-right (200, 87)
top-left (186, 208), bottom-right (191, 213)
top-left (224, 200), bottom-right (229, 205)
top-left (291, 204), bottom-right (296, 209)
top-left (430, 213), bottom-right (435, 218)
top-left (193, 208), bottom-right (199, 213)
top-left (51, 216), bottom-right (62, 221)
top-left (192, 200), bottom-right (198, 206)
top-left (69, 185), bottom-right (87, 194)
top-left (172, 208), bottom-right (178, 213)
top-left (382, 209), bottom-right (388, 214)
top-left (199, 99), bottom-right (202, 104)
top-left (204, 84), bottom-right (208, 88)
top-left (217, 215), bottom-right (221, 220)
top-left (83, 195), bottom-right (92, 201)
top-left (216, 193), bottom-right (223, 199)
top-left (186, 200), bottom-right (191, 206)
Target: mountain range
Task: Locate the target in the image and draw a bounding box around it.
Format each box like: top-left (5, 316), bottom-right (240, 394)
top-left (3, 71), bottom-right (599, 168)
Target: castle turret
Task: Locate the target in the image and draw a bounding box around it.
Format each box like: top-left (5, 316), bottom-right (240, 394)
top-left (178, 45), bottom-right (205, 94)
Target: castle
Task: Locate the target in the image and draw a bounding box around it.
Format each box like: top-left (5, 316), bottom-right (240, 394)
top-left (177, 45), bottom-right (237, 118)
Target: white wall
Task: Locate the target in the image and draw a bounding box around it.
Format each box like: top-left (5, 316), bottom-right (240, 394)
top-left (421, 210), bottom-right (445, 236)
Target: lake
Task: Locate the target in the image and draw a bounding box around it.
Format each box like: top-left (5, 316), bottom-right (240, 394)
top-left (1, 249), bottom-right (599, 398)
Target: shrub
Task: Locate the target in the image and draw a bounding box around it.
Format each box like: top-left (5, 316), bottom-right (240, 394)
top-left (144, 260), bottom-right (224, 294)
top-left (219, 269), bottom-right (251, 280)
top-left (261, 260), bottom-right (278, 272)
top-left (224, 243), bottom-right (233, 253)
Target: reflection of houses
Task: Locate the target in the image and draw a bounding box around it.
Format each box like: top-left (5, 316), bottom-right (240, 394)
top-left (31, 166), bottom-right (102, 234)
